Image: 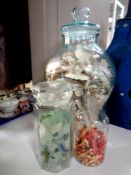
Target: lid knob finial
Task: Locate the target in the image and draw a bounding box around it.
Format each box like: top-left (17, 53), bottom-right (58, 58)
top-left (71, 7), bottom-right (90, 22)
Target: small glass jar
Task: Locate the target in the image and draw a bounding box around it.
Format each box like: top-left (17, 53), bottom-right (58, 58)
top-left (73, 104), bottom-right (109, 167)
top-left (33, 80), bottom-right (73, 173)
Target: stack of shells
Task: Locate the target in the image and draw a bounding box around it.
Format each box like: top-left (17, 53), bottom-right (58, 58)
top-left (46, 44), bottom-right (114, 120)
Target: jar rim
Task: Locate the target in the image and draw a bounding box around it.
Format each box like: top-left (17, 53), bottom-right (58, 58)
top-left (61, 22), bottom-right (100, 36)
top-left (33, 80), bottom-right (71, 92)
top-left (33, 80), bottom-right (73, 107)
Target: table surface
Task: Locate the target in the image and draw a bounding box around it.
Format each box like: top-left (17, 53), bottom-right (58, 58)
top-left (0, 113), bottom-right (131, 175)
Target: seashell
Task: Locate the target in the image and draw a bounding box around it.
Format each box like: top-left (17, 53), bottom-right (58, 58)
top-left (76, 55), bottom-right (88, 64)
top-left (51, 68), bottom-right (62, 74)
top-left (76, 52), bottom-right (92, 65)
top-left (65, 72), bottom-right (89, 81)
top-left (74, 87), bottom-right (84, 97)
top-left (46, 58), bottom-right (62, 74)
top-left (73, 65), bottom-right (83, 74)
top-left (84, 78), bottom-right (91, 89)
top-left (66, 56), bottom-right (77, 65)
top-left (75, 45), bottom-right (92, 65)
top-left (62, 55), bottom-right (69, 63)
top-left (63, 51), bottom-right (74, 57)
top-left (62, 52), bottom-right (75, 62)
top-left (85, 64), bottom-right (94, 74)
top-left (92, 54), bottom-right (100, 59)
top-left (74, 90), bottom-right (83, 97)
top-left (61, 65), bottom-right (73, 72)
top-left (102, 83), bottom-right (110, 94)
top-left (46, 73), bottom-right (61, 81)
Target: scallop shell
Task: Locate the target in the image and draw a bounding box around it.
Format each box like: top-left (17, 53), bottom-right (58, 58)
top-left (65, 72), bottom-right (89, 80)
top-left (75, 45), bottom-right (92, 65)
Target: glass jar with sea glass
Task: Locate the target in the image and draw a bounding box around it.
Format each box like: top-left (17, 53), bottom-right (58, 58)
top-left (33, 80), bottom-right (73, 173)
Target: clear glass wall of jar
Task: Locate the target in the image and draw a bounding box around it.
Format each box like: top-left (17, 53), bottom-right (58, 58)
top-left (45, 7), bottom-right (116, 121)
top-left (73, 107), bottom-right (109, 167)
top-left (33, 80), bottom-right (73, 173)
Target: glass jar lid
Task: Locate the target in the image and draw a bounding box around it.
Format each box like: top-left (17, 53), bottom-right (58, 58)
top-left (33, 80), bottom-right (73, 107)
top-left (61, 7), bottom-right (100, 36)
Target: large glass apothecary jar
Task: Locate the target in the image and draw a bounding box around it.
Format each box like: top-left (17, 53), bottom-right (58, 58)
top-left (45, 7), bottom-right (116, 120)
top-left (33, 80), bottom-right (73, 173)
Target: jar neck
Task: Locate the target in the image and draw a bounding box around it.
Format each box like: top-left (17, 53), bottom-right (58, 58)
top-left (62, 34), bottom-right (98, 46)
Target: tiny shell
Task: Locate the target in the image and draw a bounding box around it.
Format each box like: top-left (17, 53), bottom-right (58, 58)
top-left (74, 87), bottom-right (83, 97)
top-left (92, 54), bottom-right (100, 59)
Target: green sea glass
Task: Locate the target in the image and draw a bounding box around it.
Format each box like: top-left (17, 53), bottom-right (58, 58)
top-left (39, 109), bottom-right (72, 173)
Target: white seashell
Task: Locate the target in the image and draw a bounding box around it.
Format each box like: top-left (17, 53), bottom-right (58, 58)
top-left (46, 58), bottom-right (61, 74)
top-left (62, 55), bottom-right (68, 62)
top-left (73, 65), bottom-right (83, 74)
top-left (75, 44), bottom-right (92, 65)
top-left (77, 55), bottom-right (89, 65)
top-left (85, 64), bottom-right (94, 74)
top-left (65, 72), bottom-right (89, 80)
top-left (75, 51), bottom-right (92, 64)
top-left (74, 88), bottom-right (83, 97)
top-left (61, 65), bottom-right (73, 72)
top-left (92, 54), bottom-right (100, 59)
top-left (66, 56), bottom-right (77, 65)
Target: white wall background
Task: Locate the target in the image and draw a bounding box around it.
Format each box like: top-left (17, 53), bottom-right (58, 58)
top-left (28, 0), bottom-right (46, 84)
top-left (78, 0), bottom-right (110, 48)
